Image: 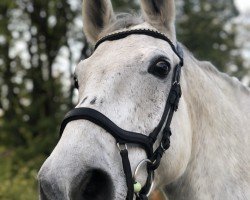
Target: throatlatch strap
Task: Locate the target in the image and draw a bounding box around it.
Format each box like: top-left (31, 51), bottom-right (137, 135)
top-left (120, 149), bottom-right (134, 200)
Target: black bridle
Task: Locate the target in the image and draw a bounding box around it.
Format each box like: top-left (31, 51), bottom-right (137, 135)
top-left (60, 29), bottom-right (184, 200)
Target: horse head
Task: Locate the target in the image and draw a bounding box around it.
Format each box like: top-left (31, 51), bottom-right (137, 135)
top-left (38, 0), bottom-right (205, 199)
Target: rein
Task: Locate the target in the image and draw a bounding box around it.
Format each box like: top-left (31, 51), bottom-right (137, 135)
top-left (60, 29), bottom-right (184, 200)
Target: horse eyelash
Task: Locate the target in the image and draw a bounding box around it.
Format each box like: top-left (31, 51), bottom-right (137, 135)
top-left (73, 74), bottom-right (79, 89)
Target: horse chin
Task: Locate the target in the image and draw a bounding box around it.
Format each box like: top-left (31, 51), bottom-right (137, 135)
top-left (71, 169), bottom-right (114, 200)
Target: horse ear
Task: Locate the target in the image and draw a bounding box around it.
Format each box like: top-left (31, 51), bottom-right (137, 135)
top-left (140, 0), bottom-right (176, 42)
top-left (82, 0), bottom-right (115, 44)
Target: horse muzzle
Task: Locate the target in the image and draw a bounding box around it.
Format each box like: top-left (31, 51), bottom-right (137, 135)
top-left (38, 166), bottom-right (114, 200)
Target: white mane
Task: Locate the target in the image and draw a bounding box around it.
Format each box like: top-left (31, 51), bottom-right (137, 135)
top-left (197, 59), bottom-right (250, 94)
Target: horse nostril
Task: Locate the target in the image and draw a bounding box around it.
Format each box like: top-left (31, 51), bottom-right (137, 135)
top-left (73, 169), bottom-right (113, 200)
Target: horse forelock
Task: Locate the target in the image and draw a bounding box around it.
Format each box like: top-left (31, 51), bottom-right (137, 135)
top-left (100, 13), bottom-right (144, 37)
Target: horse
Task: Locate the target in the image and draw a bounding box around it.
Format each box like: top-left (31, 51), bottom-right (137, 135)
top-left (38, 0), bottom-right (250, 199)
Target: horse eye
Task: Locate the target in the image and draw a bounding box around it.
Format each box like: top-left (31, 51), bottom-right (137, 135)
top-left (73, 74), bottom-right (79, 89)
top-left (148, 60), bottom-right (171, 79)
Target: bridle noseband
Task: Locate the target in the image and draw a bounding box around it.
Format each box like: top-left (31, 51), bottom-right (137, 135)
top-left (60, 29), bottom-right (184, 200)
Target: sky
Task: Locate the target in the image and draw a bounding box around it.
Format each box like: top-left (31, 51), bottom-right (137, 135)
top-left (235, 0), bottom-right (250, 13)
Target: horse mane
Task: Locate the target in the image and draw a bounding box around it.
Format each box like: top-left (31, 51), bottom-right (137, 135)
top-left (185, 47), bottom-right (250, 94)
top-left (202, 62), bottom-right (250, 94)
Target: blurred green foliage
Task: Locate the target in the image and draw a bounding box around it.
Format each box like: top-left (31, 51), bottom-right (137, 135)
top-left (0, 0), bottom-right (79, 198)
top-left (0, 145), bottom-right (43, 200)
top-left (177, 0), bottom-right (245, 77)
top-left (0, 0), bottom-right (245, 199)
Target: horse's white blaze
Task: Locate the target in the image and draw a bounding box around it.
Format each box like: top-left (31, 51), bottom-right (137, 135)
top-left (38, 0), bottom-right (250, 199)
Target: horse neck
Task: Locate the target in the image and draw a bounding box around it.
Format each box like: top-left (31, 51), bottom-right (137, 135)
top-left (175, 52), bottom-right (250, 198)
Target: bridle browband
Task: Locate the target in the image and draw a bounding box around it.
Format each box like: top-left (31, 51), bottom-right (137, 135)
top-left (60, 29), bottom-right (184, 200)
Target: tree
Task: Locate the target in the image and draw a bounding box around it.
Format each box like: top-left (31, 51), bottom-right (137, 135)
top-left (0, 0), bottom-right (82, 198)
top-left (177, 0), bottom-right (244, 76)
top-left (111, 0), bottom-right (139, 10)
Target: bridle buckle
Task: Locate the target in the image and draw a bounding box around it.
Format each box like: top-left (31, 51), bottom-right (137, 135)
top-left (117, 143), bottom-right (128, 151)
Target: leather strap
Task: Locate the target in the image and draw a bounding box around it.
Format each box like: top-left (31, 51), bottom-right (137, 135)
top-left (95, 29), bottom-right (183, 66)
top-left (60, 108), bottom-right (153, 157)
top-left (120, 148), bottom-right (134, 200)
